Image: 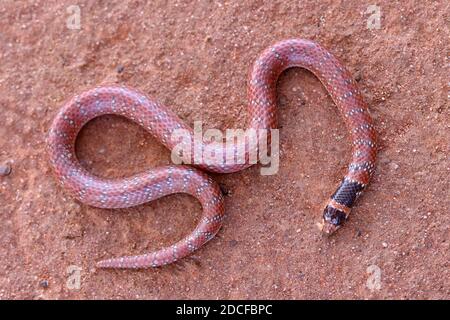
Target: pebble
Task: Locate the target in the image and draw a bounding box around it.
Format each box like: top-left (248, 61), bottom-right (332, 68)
top-left (39, 280), bottom-right (49, 288)
top-left (0, 163), bottom-right (11, 176)
top-left (277, 94), bottom-right (288, 107)
top-left (389, 162), bottom-right (399, 170)
top-left (382, 242), bottom-right (388, 248)
top-left (219, 183), bottom-right (231, 196)
top-left (229, 239), bottom-right (238, 247)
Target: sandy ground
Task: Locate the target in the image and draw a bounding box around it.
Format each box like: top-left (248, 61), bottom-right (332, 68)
top-left (0, 0), bottom-right (448, 299)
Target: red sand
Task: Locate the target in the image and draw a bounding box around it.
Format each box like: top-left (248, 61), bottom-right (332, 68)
top-left (0, 1), bottom-right (448, 299)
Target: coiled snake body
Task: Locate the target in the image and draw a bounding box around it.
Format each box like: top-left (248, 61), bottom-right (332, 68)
top-left (48, 39), bottom-right (376, 269)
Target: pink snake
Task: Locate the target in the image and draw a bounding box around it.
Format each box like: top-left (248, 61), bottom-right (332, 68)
top-left (48, 39), bottom-right (376, 269)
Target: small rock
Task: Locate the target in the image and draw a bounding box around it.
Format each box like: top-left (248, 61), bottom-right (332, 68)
top-left (277, 94), bottom-right (288, 107)
top-left (116, 65), bottom-right (125, 73)
top-left (39, 280), bottom-right (49, 288)
top-left (354, 71), bottom-right (362, 82)
top-left (382, 242), bottom-right (388, 248)
top-left (0, 163), bottom-right (11, 176)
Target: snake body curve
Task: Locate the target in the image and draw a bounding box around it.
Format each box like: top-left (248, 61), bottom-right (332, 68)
top-left (47, 39), bottom-right (376, 269)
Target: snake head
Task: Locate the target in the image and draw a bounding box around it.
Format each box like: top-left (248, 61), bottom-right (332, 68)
top-left (319, 205), bottom-right (348, 235)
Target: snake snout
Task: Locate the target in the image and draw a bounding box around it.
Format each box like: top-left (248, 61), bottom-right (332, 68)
top-left (320, 205), bottom-right (347, 235)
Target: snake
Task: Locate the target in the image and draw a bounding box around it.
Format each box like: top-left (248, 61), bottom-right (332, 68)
top-left (47, 39), bottom-right (376, 269)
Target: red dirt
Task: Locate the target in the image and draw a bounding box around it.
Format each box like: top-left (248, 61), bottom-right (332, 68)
top-left (0, 1), bottom-right (448, 299)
